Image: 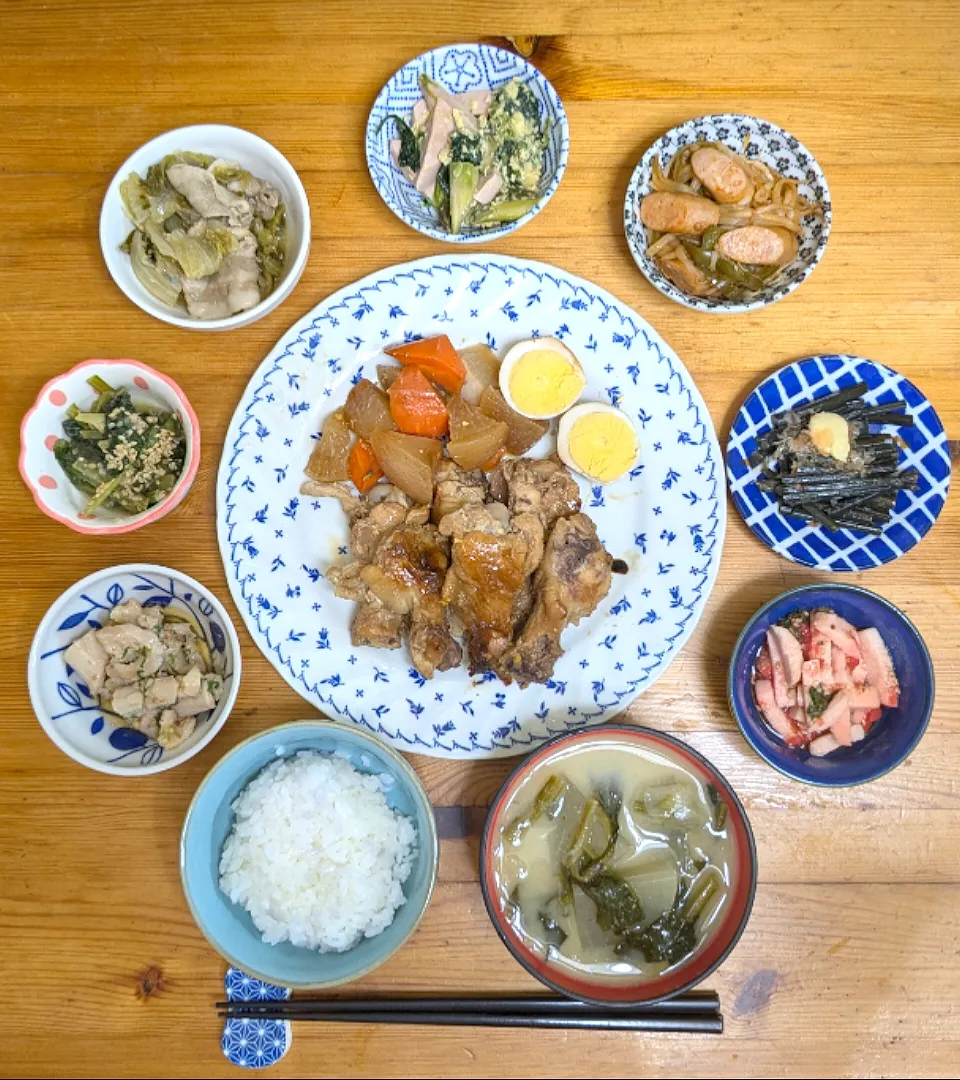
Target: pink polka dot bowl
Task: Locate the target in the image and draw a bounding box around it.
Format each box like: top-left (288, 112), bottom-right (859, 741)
top-left (19, 358), bottom-right (200, 535)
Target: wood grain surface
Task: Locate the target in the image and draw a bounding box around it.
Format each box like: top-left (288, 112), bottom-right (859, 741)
top-left (1, 3), bottom-right (958, 1077)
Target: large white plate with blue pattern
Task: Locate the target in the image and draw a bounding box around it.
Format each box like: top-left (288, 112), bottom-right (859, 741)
top-left (365, 44), bottom-right (568, 244)
top-left (727, 354), bottom-right (951, 571)
top-left (217, 255), bottom-right (724, 757)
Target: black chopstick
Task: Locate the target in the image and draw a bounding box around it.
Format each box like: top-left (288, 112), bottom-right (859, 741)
top-left (219, 989), bottom-right (712, 1015)
top-left (217, 991), bottom-right (722, 1033)
top-left (216, 1007), bottom-right (722, 1033)
top-left (219, 990), bottom-right (719, 1016)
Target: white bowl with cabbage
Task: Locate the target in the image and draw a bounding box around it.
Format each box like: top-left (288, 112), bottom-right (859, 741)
top-left (100, 124), bottom-right (311, 331)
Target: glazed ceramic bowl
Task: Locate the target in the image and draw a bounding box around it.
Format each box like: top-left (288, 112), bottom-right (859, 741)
top-left (729, 584), bottom-right (934, 786)
top-left (19, 358), bottom-right (200, 535)
top-left (480, 725), bottom-right (757, 1006)
top-left (27, 564), bottom-right (241, 776)
top-left (624, 114), bottom-right (831, 313)
top-left (100, 124), bottom-right (310, 330)
top-left (180, 721), bottom-right (439, 989)
top-left (366, 43), bottom-right (568, 243)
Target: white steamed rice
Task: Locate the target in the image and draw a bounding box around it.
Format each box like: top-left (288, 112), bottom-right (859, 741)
top-left (219, 750), bottom-right (416, 952)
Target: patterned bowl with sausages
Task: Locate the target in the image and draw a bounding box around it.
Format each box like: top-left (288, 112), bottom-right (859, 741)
top-left (624, 114), bottom-right (831, 313)
top-left (728, 584), bottom-right (934, 786)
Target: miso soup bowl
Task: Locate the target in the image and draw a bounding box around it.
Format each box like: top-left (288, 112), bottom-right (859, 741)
top-left (479, 725), bottom-right (757, 1006)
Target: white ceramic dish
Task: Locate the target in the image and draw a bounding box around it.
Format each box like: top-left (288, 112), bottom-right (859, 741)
top-left (624, 114), bottom-right (831, 313)
top-left (100, 124), bottom-right (310, 331)
top-left (28, 564), bottom-right (241, 776)
top-left (216, 254), bottom-right (725, 758)
top-left (19, 358), bottom-right (200, 535)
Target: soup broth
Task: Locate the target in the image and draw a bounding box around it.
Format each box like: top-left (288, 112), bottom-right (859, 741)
top-left (493, 739), bottom-right (736, 982)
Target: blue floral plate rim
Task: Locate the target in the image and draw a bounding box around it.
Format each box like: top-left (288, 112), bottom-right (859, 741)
top-left (216, 253), bottom-right (725, 757)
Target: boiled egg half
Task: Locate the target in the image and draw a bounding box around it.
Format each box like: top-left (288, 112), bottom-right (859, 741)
top-left (499, 337), bottom-right (586, 420)
top-left (557, 403), bottom-right (639, 484)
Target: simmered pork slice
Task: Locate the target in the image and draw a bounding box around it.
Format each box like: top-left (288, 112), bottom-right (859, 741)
top-left (496, 513), bottom-right (611, 687)
top-left (442, 530), bottom-right (529, 673)
top-left (359, 525), bottom-right (461, 679)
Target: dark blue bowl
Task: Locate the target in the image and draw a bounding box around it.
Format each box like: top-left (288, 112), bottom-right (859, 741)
top-left (728, 584), bottom-right (934, 786)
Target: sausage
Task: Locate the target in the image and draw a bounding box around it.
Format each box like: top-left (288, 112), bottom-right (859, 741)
top-left (639, 191), bottom-right (720, 236)
top-left (690, 147), bottom-right (754, 204)
top-left (768, 226), bottom-right (799, 266)
top-left (715, 225), bottom-right (787, 266)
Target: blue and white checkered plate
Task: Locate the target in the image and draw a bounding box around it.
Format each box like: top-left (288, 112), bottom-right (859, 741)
top-left (216, 255), bottom-right (724, 757)
top-left (727, 354), bottom-right (951, 571)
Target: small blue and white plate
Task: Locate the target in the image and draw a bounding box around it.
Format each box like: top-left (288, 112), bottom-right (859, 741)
top-left (27, 564), bottom-right (241, 775)
top-left (624, 114), bottom-right (831, 313)
top-left (365, 44), bottom-right (568, 244)
top-left (726, 355), bottom-right (951, 571)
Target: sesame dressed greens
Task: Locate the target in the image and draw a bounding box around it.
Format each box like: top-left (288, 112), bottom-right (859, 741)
top-left (54, 375), bottom-right (186, 517)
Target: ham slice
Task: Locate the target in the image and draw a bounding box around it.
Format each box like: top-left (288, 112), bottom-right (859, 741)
top-left (811, 610), bottom-right (862, 660)
top-left (415, 99), bottom-right (456, 197)
top-left (857, 627), bottom-right (900, 707)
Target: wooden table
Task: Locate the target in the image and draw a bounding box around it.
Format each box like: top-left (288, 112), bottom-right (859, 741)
top-left (2, 3), bottom-right (959, 1076)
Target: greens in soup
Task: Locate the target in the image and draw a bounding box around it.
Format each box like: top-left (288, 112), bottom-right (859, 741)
top-left (494, 741), bottom-right (735, 978)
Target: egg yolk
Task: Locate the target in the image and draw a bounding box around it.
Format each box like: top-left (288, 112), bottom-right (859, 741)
top-left (566, 412), bottom-right (638, 482)
top-left (508, 350), bottom-right (585, 417)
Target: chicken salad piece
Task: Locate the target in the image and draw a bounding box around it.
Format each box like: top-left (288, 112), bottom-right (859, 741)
top-left (63, 597), bottom-right (225, 749)
top-left (119, 151), bottom-right (287, 319)
top-left (380, 76), bottom-right (549, 234)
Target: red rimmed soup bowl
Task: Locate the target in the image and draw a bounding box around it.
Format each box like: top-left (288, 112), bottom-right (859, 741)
top-left (480, 725), bottom-right (757, 1005)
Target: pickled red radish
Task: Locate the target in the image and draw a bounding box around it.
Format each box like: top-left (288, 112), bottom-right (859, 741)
top-left (751, 607), bottom-right (899, 757)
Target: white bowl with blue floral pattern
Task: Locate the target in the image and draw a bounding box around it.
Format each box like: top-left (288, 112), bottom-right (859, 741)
top-left (366, 44), bottom-right (569, 243)
top-left (28, 564), bottom-right (241, 775)
top-left (624, 114), bottom-right (831, 313)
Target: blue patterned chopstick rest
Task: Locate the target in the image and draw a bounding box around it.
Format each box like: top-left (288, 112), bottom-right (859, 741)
top-left (221, 966), bottom-right (292, 1069)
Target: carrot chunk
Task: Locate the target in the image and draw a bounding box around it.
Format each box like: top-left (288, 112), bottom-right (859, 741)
top-left (348, 437), bottom-right (383, 494)
top-left (384, 334), bottom-right (467, 393)
top-left (388, 366), bottom-right (449, 437)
